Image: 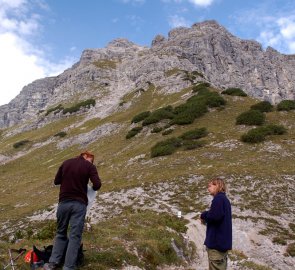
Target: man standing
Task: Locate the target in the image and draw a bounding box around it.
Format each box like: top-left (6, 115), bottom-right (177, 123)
top-left (44, 151), bottom-right (102, 270)
top-left (200, 178), bottom-right (232, 270)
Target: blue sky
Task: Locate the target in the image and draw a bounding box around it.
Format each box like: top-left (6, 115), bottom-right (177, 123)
top-left (1, 0), bottom-right (295, 106)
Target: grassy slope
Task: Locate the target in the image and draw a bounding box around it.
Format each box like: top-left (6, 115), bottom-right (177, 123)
top-left (0, 86), bottom-right (295, 269)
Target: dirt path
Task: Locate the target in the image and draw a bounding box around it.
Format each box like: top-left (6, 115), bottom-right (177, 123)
top-left (184, 212), bottom-right (208, 270)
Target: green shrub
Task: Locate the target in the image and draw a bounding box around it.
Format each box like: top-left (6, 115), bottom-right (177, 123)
top-left (222, 88), bottom-right (247, 96)
top-left (277, 100), bottom-right (295, 111)
top-left (192, 82), bottom-right (210, 93)
top-left (289, 223), bottom-right (295, 233)
top-left (262, 124), bottom-right (287, 135)
top-left (172, 102), bottom-right (208, 125)
top-left (241, 128), bottom-right (266, 143)
top-left (131, 111), bottom-right (151, 123)
top-left (142, 106), bottom-right (174, 126)
top-left (251, 101), bottom-right (274, 112)
top-left (54, 131), bottom-right (67, 138)
top-left (45, 104), bottom-right (64, 116)
top-left (272, 237), bottom-right (287, 245)
top-left (62, 99), bottom-right (96, 114)
top-left (203, 92), bottom-right (226, 108)
top-left (241, 124), bottom-right (287, 143)
top-left (126, 127), bottom-right (143, 139)
top-left (13, 230), bottom-right (24, 241)
top-left (151, 137), bottom-right (182, 157)
top-left (180, 127), bottom-right (208, 140)
top-left (183, 140), bottom-right (206, 150)
top-left (191, 70), bottom-right (204, 78)
top-left (286, 242), bottom-right (295, 257)
top-left (34, 221), bottom-right (56, 240)
top-left (13, 140), bottom-right (30, 149)
top-left (182, 70), bottom-right (196, 83)
top-left (172, 91), bottom-right (225, 125)
top-left (188, 91), bottom-right (226, 108)
top-left (170, 112), bottom-right (195, 125)
top-left (236, 110), bottom-right (265, 126)
top-left (151, 127), bottom-right (163, 133)
top-left (162, 129), bottom-right (173, 135)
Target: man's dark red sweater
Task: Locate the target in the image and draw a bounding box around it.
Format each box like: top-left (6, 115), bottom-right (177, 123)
top-left (54, 156), bottom-right (102, 205)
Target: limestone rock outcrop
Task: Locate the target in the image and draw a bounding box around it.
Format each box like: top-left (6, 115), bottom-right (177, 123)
top-left (1, 20), bottom-right (295, 129)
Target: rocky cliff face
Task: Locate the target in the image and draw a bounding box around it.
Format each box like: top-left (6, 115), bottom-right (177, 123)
top-left (0, 20), bottom-right (295, 129)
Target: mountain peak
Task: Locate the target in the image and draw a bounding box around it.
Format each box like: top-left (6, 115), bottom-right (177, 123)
top-left (107, 38), bottom-right (137, 48)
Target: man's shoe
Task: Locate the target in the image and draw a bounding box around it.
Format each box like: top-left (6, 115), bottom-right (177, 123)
top-left (43, 262), bottom-right (58, 270)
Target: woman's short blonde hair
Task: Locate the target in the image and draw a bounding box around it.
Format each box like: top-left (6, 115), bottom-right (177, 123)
top-left (208, 177), bottom-right (226, 193)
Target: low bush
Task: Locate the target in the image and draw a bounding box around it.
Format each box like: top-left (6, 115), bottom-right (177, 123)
top-left (191, 70), bottom-right (205, 78)
top-left (171, 90), bottom-right (225, 125)
top-left (241, 128), bottom-right (267, 143)
top-left (126, 127), bottom-right (143, 139)
top-left (289, 223), bottom-right (295, 233)
top-left (171, 102), bottom-right (207, 125)
top-left (162, 129), bottom-right (173, 135)
top-left (151, 127), bottom-right (163, 133)
top-left (236, 110), bottom-right (265, 126)
top-left (170, 112), bottom-right (195, 125)
top-left (263, 124), bottom-right (287, 135)
top-left (241, 124), bottom-right (287, 143)
top-left (142, 106), bottom-right (174, 126)
top-left (192, 82), bottom-right (210, 93)
top-left (34, 221), bottom-right (56, 240)
top-left (180, 127), bottom-right (208, 140)
top-left (272, 237), bottom-right (287, 245)
top-left (182, 70), bottom-right (196, 83)
top-left (62, 99), bottom-right (96, 114)
top-left (13, 140), bottom-right (30, 149)
top-left (251, 101), bottom-right (274, 112)
top-left (277, 100), bottom-right (295, 111)
top-left (182, 140), bottom-right (206, 150)
top-left (188, 91), bottom-right (226, 108)
top-left (286, 242), bottom-right (295, 257)
top-left (45, 104), bottom-right (64, 116)
top-left (54, 131), bottom-right (67, 138)
top-left (222, 88), bottom-right (247, 96)
top-left (151, 137), bottom-right (182, 157)
top-left (131, 111), bottom-right (151, 123)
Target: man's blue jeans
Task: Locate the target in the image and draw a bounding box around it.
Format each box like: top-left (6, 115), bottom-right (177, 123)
top-left (49, 200), bottom-right (86, 270)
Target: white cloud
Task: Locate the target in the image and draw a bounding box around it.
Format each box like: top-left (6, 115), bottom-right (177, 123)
top-left (168, 15), bottom-right (190, 28)
top-left (256, 16), bottom-right (295, 54)
top-left (259, 30), bottom-right (281, 48)
top-left (188, 0), bottom-right (214, 7)
top-left (0, 0), bottom-right (74, 106)
top-left (162, 0), bottom-right (213, 6)
top-left (120, 0), bottom-right (145, 4)
top-left (277, 17), bottom-right (295, 39)
top-left (233, 5), bottom-right (295, 54)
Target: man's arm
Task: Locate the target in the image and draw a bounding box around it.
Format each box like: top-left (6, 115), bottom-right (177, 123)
top-left (54, 165), bottom-right (63, 185)
top-left (89, 165), bottom-right (102, 191)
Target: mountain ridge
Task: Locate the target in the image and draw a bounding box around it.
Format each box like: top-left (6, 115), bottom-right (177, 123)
top-left (0, 20), bottom-right (295, 130)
